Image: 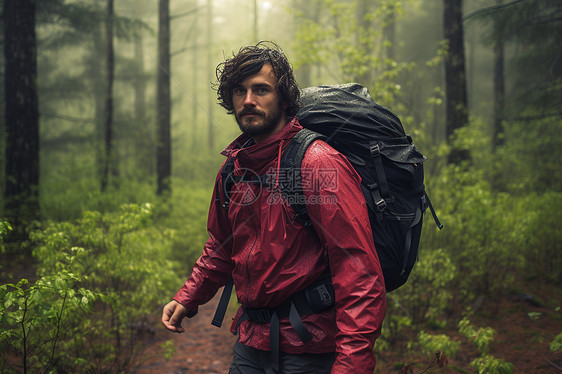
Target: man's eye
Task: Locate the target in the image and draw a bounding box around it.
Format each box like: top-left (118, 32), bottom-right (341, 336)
top-left (256, 88), bottom-right (268, 94)
top-left (233, 88), bottom-right (245, 95)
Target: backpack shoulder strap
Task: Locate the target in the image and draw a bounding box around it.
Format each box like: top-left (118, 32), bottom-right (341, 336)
top-left (216, 157), bottom-right (235, 209)
top-left (279, 128), bottom-right (326, 227)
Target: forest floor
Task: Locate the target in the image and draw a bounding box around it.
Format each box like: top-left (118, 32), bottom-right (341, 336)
top-left (135, 281), bottom-right (562, 374)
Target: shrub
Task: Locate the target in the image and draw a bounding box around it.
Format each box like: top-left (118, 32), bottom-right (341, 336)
top-left (459, 318), bottom-right (513, 374)
top-left (393, 248), bottom-right (456, 327)
top-left (550, 332), bottom-right (562, 352)
top-left (470, 355), bottom-right (513, 374)
top-left (415, 330), bottom-right (460, 359)
top-left (522, 192), bottom-right (562, 284)
top-left (0, 204), bottom-right (182, 373)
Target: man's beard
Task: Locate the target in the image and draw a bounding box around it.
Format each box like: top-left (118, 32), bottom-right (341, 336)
top-left (235, 104), bottom-right (283, 138)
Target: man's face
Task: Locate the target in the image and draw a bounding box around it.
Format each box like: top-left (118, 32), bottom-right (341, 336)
top-left (232, 63), bottom-right (287, 142)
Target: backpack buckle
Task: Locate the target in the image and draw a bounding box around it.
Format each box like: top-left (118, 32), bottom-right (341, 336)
top-left (257, 309), bottom-right (272, 322)
top-left (421, 194), bottom-right (428, 212)
top-left (245, 307), bottom-right (272, 323)
top-left (375, 198), bottom-right (387, 212)
top-left (369, 143), bottom-right (380, 157)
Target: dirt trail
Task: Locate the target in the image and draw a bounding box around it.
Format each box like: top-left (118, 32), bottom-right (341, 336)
top-left (136, 293), bottom-right (237, 374)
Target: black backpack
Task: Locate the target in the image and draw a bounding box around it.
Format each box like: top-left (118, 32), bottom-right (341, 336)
top-left (290, 83), bottom-right (442, 291)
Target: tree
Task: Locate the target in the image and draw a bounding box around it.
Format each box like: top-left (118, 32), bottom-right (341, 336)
top-left (156, 0), bottom-right (171, 196)
top-left (133, 33), bottom-right (154, 177)
top-left (101, 0), bottom-right (116, 192)
top-left (492, 0), bottom-right (505, 151)
top-left (443, 0), bottom-right (470, 164)
top-left (3, 0), bottom-right (40, 229)
top-left (468, 0), bottom-right (562, 119)
top-left (206, 0), bottom-right (215, 151)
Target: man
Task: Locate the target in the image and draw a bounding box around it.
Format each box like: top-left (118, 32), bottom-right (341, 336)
top-left (162, 42), bottom-right (386, 373)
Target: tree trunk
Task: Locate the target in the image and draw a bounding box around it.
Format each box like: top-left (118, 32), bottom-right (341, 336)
top-left (134, 35), bottom-right (153, 177)
top-left (207, 0), bottom-right (215, 151)
top-left (253, 0), bottom-right (258, 42)
top-left (191, 11), bottom-right (199, 152)
top-left (101, 0), bottom-right (115, 191)
top-left (355, 0), bottom-right (373, 86)
top-left (3, 0), bottom-right (40, 228)
top-left (443, 0), bottom-right (470, 164)
top-left (157, 0), bottom-right (171, 196)
top-left (492, 0), bottom-right (505, 151)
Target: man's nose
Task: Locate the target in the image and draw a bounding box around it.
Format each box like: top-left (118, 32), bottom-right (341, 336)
top-left (243, 90), bottom-right (257, 106)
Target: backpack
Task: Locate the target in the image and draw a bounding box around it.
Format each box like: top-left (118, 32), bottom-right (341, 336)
top-left (286, 83), bottom-right (443, 292)
top-left (211, 83), bottom-right (442, 329)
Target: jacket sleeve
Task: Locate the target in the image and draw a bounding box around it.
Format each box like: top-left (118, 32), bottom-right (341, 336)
top-left (173, 171), bottom-right (234, 317)
top-left (302, 141), bottom-right (386, 374)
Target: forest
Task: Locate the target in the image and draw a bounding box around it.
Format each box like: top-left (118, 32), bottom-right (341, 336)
top-left (1, 0), bottom-right (561, 373)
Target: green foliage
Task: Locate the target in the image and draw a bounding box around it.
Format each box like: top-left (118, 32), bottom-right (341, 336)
top-left (377, 249), bottom-right (455, 352)
top-left (550, 333), bottom-right (562, 352)
top-left (459, 318), bottom-right (513, 374)
top-left (415, 330), bottom-right (460, 359)
top-left (0, 274), bottom-right (105, 373)
top-left (520, 192), bottom-right (562, 284)
top-left (491, 118), bottom-right (562, 195)
top-left (0, 204), bottom-right (183, 373)
top-left (160, 339), bottom-right (176, 362)
top-left (422, 121), bottom-right (527, 299)
top-left (290, 0), bottom-right (410, 107)
top-left (0, 221), bottom-right (12, 254)
top-left (459, 318), bottom-right (495, 355)
top-left (156, 180), bottom-right (213, 272)
top-left (470, 355), bottom-right (513, 374)
top-left (376, 305), bottom-right (412, 352)
top-left (391, 248), bottom-right (455, 328)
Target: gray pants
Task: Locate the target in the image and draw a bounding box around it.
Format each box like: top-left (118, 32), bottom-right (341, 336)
top-left (229, 341), bottom-right (335, 374)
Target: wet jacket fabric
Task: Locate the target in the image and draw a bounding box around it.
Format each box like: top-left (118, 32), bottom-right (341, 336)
top-left (173, 118), bottom-right (386, 373)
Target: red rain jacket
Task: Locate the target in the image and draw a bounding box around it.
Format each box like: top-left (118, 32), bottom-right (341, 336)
top-left (174, 119), bottom-right (386, 373)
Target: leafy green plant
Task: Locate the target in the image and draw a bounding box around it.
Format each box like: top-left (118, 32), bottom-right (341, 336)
top-left (459, 318), bottom-right (495, 355)
top-left (375, 308), bottom-right (412, 353)
top-left (422, 120), bottom-right (527, 301)
top-left (470, 355), bottom-right (513, 374)
top-left (415, 330), bottom-right (460, 359)
top-left (160, 339), bottom-right (176, 362)
top-left (0, 221), bottom-right (12, 254)
top-left (0, 203), bottom-right (184, 373)
top-left (550, 332), bottom-right (562, 352)
top-left (527, 312), bottom-right (543, 321)
top-left (459, 318), bottom-right (513, 373)
top-left (393, 248), bottom-right (456, 328)
top-left (0, 274), bottom-right (106, 373)
top-left (522, 192), bottom-right (562, 284)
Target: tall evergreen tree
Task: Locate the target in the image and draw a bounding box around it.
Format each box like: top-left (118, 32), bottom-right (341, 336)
top-left (443, 0), bottom-right (470, 164)
top-left (156, 0), bottom-right (171, 196)
top-left (3, 0), bottom-right (40, 230)
top-left (101, 0), bottom-right (116, 191)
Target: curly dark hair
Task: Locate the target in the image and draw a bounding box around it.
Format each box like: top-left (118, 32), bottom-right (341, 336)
top-left (215, 41), bottom-right (301, 118)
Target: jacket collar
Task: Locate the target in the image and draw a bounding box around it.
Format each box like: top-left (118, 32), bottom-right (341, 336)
top-left (221, 118), bottom-right (302, 171)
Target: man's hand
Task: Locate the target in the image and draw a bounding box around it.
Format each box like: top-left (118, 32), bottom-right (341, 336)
top-left (162, 300), bottom-right (188, 333)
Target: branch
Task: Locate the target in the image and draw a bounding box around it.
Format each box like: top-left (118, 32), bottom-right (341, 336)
top-left (464, 0), bottom-right (531, 21)
top-left (503, 111), bottom-right (562, 122)
top-left (42, 292), bottom-right (68, 374)
top-left (546, 360), bottom-right (562, 371)
top-left (170, 7), bottom-right (202, 20)
top-left (171, 43), bottom-right (208, 57)
top-left (41, 112), bottom-right (97, 124)
top-left (21, 298), bottom-right (28, 374)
